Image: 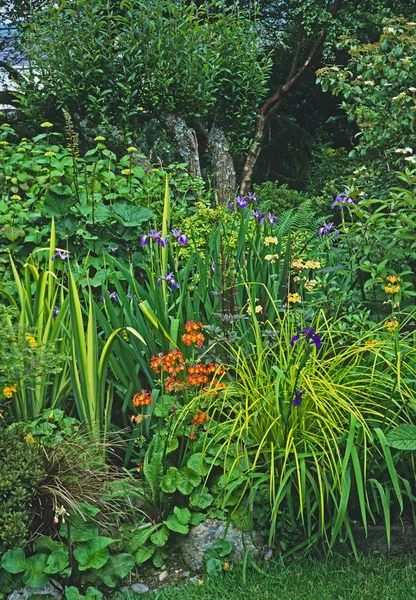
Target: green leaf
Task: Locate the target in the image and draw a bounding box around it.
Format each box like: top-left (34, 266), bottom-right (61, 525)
top-left (112, 202), bottom-right (153, 227)
top-left (135, 546), bottom-right (155, 566)
top-left (205, 557), bottom-right (223, 576)
top-left (1, 549), bottom-right (27, 574)
top-left (44, 550), bottom-right (70, 574)
top-left (386, 425), bottom-right (416, 450)
top-left (213, 539), bottom-right (233, 557)
top-left (22, 554), bottom-right (49, 588)
top-left (171, 507), bottom-right (190, 526)
top-left (150, 526), bottom-right (170, 547)
top-left (160, 466), bottom-right (179, 493)
top-left (164, 514), bottom-right (189, 535)
top-left (177, 467), bottom-right (201, 495)
top-left (190, 487), bottom-right (213, 509)
top-left (95, 553), bottom-right (135, 588)
top-left (187, 453), bottom-right (210, 476)
top-left (189, 512), bottom-right (206, 526)
top-left (73, 537), bottom-right (116, 571)
top-left (43, 190), bottom-right (75, 217)
top-left (65, 586), bottom-right (104, 600)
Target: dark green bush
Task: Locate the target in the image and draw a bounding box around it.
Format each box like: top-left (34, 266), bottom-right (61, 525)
top-left (0, 427), bottom-right (46, 555)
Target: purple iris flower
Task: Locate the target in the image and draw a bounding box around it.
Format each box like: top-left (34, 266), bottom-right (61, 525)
top-left (290, 327), bottom-right (322, 350)
top-left (156, 236), bottom-right (169, 247)
top-left (140, 235), bottom-right (148, 247)
top-left (51, 249), bottom-right (69, 261)
top-left (108, 246), bottom-right (118, 254)
top-left (211, 261), bottom-right (216, 274)
top-left (247, 192), bottom-right (258, 203)
top-left (157, 271), bottom-right (179, 290)
top-left (293, 389), bottom-right (305, 406)
top-left (228, 200), bottom-right (235, 212)
top-left (177, 234), bottom-right (188, 245)
top-left (267, 213), bottom-right (278, 227)
top-left (149, 229), bottom-right (162, 240)
top-left (252, 209), bottom-right (265, 224)
top-left (108, 291), bottom-right (118, 302)
top-left (318, 222), bottom-right (339, 237)
top-left (236, 196), bottom-right (249, 210)
top-left (331, 190), bottom-right (355, 210)
top-left (171, 229), bottom-right (181, 239)
top-left (53, 306), bottom-right (60, 318)
top-left (126, 293), bottom-right (133, 300)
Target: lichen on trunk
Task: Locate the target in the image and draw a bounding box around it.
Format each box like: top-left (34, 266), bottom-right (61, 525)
top-left (207, 124), bottom-right (236, 205)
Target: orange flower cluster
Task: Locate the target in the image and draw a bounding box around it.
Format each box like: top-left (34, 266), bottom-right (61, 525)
top-left (182, 320), bottom-right (205, 347)
top-left (187, 363), bottom-right (210, 386)
top-left (132, 390), bottom-right (152, 406)
top-left (165, 376), bottom-right (187, 393)
top-left (191, 411), bottom-right (209, 426)
top-left (130, 414), bottom-right (143, 424)
top-left (151, 349), bottom-right (185, 375)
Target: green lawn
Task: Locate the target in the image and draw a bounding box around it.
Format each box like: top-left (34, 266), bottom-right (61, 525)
top-left (115, 555), bottom-right (416, 600)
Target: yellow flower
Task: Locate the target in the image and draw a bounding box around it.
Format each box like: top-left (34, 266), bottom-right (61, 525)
top-left (385, 319), bottom-right (399, 333)
top-left (25, 433), bottom-right (37, 444)
top-left (121, 168), bottom-right (132, 175)
top-left (44, 151), bottom-right (56, 157)
top-left (41, 121), bottom-right (53, 128)
top-left (17, 147), bottom-right (26, 152)
top-left (304, 279), bottom-right (318, 291)
top-left (384, 284), bottom-right (400, 294)
top-left (11, 194), bottom-right (22, 201)
top-left (304, 259), bottom-right (321, 269)
top-left (1, 123), bottom-right (9, 127)
top-left (264, 236), bottom-right (278, 246)
top-left (94, 135), bottom-right (106, 141)
top-left (49, 412), bottom-right (54, 420)
top-left (0, 411), bottom-right (4, 419)
top-left (365, 339), bottom-right (378, 346)
top-left (247, 304), bottom-right (262, 315)
top-left (265, 253), bottom-right (279, 263)
top-left (3, 384), bottom-right (17, 398)
top-left (25, 332), bottom-right (37, 348)
top-left (0, 140), bottom-right (9, 145)
top-left (288, 293), bottom-right (302, 304)
top-left (291, 258), bottom-right (305, 270)
top-left (127, 146), bottom-right (138, 153)
top-left (223, 562), bottom-right (231, 570)
top-left (386, 274), bottom-right (400, 283)
top-left (198, 579), bottom-right (204, 585)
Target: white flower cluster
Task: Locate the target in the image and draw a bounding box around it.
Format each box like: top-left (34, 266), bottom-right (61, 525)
top-left (394, 148), bottom-right (413, 154)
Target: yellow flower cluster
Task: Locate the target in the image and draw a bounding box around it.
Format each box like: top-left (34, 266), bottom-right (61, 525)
top-left (385, 318), bottom-right (399, 333)
top-left (25, 332), bottom-right (37, 348)
top-left (288, 293), bottom-right (302, 304)
top-left (247, 304), bottom-right (262, 315)
top-left (127, 146), bottom-right (137, 153)
top-left (121, 168), bottom-right (133, 176)
top-left (304, 279), bottom-right (318, 291)
top-left (265, 253), bottom-right (279, 263)
top-left (94, 135), bottom-right (106, 141)
top-left (25, 433), bottom-right (37, 444)
top-left (3, 384), bottom-right (17, 398)
top-left (264, 236), bottom-right (278, 246)
top-left (41, 121), bottom-right (53, 128)
top-left (44, 151), bottom-right (56, 157)
top-left (291, 258), bottom-right (321, 270)
top-left (384, 284), bottom-right (400, 294)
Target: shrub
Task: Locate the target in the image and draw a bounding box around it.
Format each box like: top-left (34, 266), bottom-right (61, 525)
top-left (0, 426), bottom-right (46, 555)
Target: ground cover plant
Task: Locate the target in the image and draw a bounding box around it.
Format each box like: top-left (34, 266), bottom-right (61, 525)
top-left (1, 2), bottom-right (416, 599)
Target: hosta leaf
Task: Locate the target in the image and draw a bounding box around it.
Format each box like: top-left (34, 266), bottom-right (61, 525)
top-left (177, 467), bottom-right (201, 495)
top-left (44, 550), bottom-right (70, 574)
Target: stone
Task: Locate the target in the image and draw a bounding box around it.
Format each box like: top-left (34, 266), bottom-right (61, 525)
top-left (179, 519), bottom-right (264, 571)
top-left (158, 571), bottom-right (169, 583)
top-left (130, 583), bottom-right (150, 593)
top-left (6, 584), bottom-right (62, 600)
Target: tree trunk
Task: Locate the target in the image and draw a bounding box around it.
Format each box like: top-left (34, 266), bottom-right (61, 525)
top-left (165, 113), bottom-right (201, 178)
top-left (207, 124), bottom-right (236, 205)
top-left (239, 0), bottom-right (342, 196)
